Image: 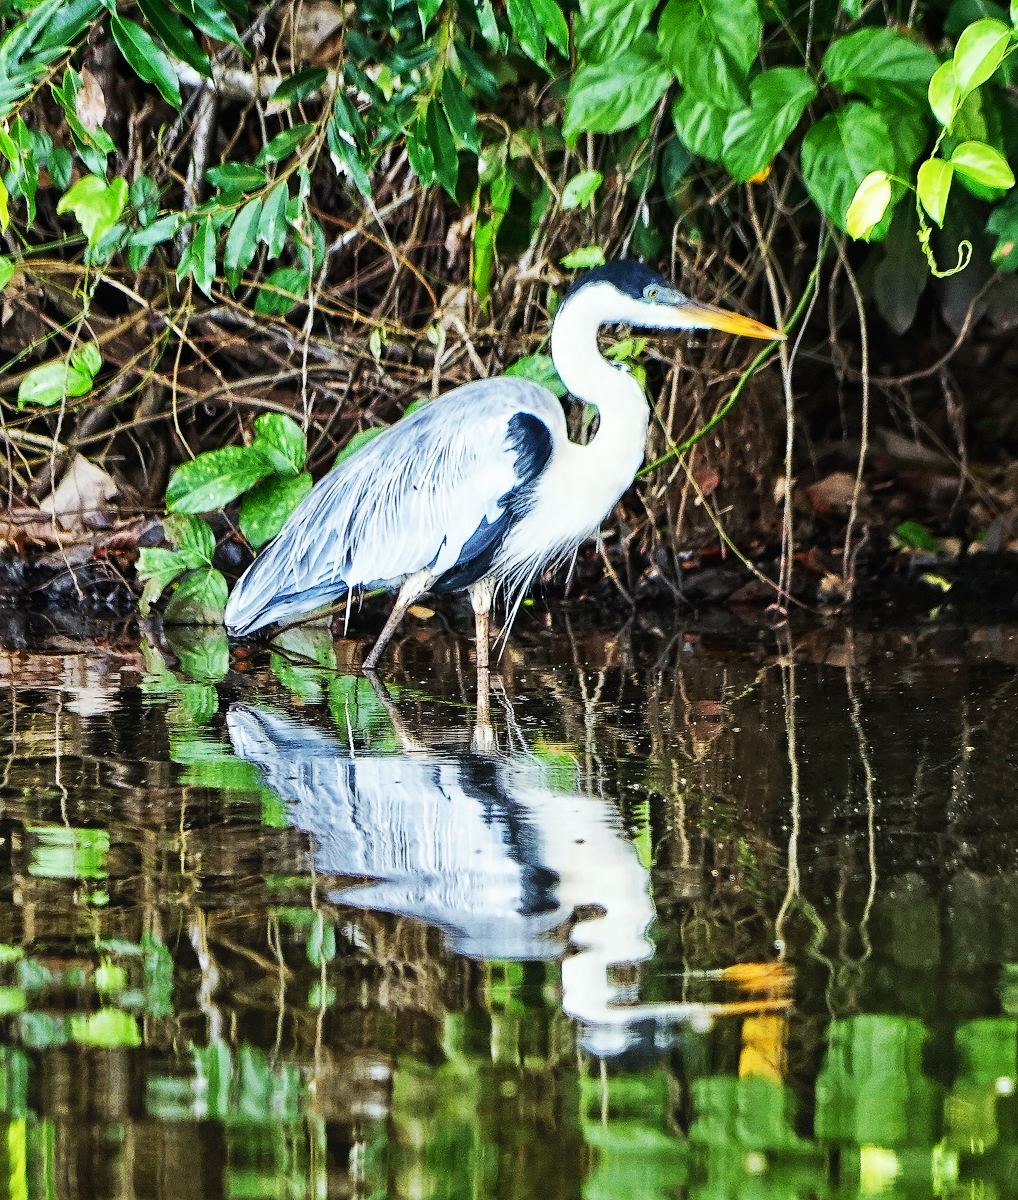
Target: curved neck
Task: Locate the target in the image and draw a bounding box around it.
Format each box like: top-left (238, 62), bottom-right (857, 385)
top-left (550, 283), bottom-right (651, 456)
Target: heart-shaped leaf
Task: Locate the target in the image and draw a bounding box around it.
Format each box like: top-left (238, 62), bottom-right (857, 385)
top-left (166, 446), bottom-right (272, 513)
top-left (950, 140), bottom-right (1015, 188)
top-left (953, 18), bottom-right (1011, 95)
top-left (846, 170), bottom-right (892, 241)
top-left (917, 158), bottom-right (955, 225)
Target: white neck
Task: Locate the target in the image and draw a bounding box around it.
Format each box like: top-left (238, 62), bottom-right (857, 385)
top-left (550, 282), bottom-right (652, 472)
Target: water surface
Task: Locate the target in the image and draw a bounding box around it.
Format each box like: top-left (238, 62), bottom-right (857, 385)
top-left (1, 610), bottom-right (1017, 1199)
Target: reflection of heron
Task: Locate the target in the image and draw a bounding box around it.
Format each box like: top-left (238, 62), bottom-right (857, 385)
top-left (225, 262), bottom-right (781, 677)
top-left (227, 702), bottom-right (784, 1057)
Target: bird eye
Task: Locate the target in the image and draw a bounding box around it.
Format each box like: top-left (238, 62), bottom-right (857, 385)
top-left (646, 285), bottom-right (659, 300)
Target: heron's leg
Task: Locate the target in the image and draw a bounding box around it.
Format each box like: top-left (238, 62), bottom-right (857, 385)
top-left (362, 669), bottom-right (425, 751)
top-left (468, 576), bottom-right (495, 726)
top-left (362, 568), bottom-right (434, 671)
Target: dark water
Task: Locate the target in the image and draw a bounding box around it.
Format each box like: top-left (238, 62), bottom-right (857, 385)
top-left (1, 609), bottom-right (1018, 1199)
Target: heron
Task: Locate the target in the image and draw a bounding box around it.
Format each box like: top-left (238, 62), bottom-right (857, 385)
top-left (224, 260), bottom-right (782, 674)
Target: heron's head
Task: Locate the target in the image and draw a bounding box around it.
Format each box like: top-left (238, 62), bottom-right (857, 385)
top-left (565, 260), bottom-right (784, 340)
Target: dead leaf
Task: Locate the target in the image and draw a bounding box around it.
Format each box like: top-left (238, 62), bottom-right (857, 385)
top-left (280, 0), bottom-right (345, 62)
top-left (806, 471), bottom-right (866, 515)
top-left (76, 69), bottom-right (106, 135)
top-left (39, 455), bottom-right (118, 531)
top-left (692, 465), bottom-right (720, 499)
top-left (408, 604), bottom-right (434, 620)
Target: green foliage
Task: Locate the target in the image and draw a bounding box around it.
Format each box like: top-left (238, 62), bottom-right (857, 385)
top-left (505, 353), bottom-right (567, 397)
top-left (17, 341), bottom-right (101, 408)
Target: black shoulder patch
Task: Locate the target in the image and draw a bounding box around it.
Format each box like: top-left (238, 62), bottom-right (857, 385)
top-left (432, 412), bottom-right (553, 594)
top-left (506, 411), bottom-right (553, 484)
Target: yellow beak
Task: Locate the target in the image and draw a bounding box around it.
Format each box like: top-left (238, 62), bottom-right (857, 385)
top-left (679, 297), bottom-right (785, 341)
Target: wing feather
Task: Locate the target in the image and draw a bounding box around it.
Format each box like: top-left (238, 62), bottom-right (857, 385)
top-left (225, 378), bottom-right (564, 633)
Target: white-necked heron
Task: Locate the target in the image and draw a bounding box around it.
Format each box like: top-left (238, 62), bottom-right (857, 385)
top-left (225, 260), bottom-right (782, 669)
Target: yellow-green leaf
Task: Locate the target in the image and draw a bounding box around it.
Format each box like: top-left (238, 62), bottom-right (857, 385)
top-left (917, 158), bottom-right (954, 226)
top-left (950, 141), bottom-right (1015, 188)
top-left (846, 171), bottom-right (892, 241)
top-left (928, 61), bottom-right (959, 128)
top-left (953, 18), bottom-right (1011, 96)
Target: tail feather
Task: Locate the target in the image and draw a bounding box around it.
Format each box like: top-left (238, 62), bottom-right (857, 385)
top-left (225, 573), bottom-right (348, 635)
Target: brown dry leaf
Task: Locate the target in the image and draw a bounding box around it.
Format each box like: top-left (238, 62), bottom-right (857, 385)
top-left (806, 471), bottom-right (867, 515)
top-left (0, 508), bottom-right (87, 551)
top-left (76, 69), bottom-right (106, 135)
top-left (39, 455), bottom-right (118, 531)
top-left (281, 0), bottom-right (345, 62)
top-left (693, 465), bottom-right (720, 499)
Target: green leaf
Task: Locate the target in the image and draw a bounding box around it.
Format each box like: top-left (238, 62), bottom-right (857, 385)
top-left (239, 471), bottom-right (313, 548)
top-left (169, 0), bottom-right (242, 46)
top-left (254, 266), bottom-right (310, 316)
top-left (250, 412), bottom-right (307, 475)
top-left (73, 342), bottom-right (102, 376)
top-left (562, 169), bottom-right (603, 209)
top-left (307, 914), bottom-right (336, 966)
top-left (17, 347), bottom-right (99, 407)
top-left (658, 0), bottom-right (761, 112)
top-left (137, 547), bottom-right (187, 614)
top-left (164, 511), bottom-right (216, 565)
top-left (531, 0), bottom-right (569, 57)
top-left (507, 0), bottom-right (548, 67)
top-left (917, 158), bottom-right (955, 225)
top-left (426, 98), bottom-right (458, 199)
top-left (34, 0), bottom-right (104, 53)
top-left (563, 33), bottom-right (672, 137)
top-left (167, 624), bottom-right (230, 681)
top-left (561, 244), bottom-right (606, 268)
top-left (822, 27), bottom-right (939, 111)
top-left (575, 0), bottom-right (657, 65)
top-left (672, 92), bottom-right (728, 161)
top-left (505, 353), bottom-right (567, 397)
top-left (332, 427), bottom-right (385, 468)
top-left (223, 199), bottom-right (260, 292)
top-left (129, 214), bottom-right (180, 249)
top-left (189, 216), bottom-right (217, 297)
top-left (131, 175), bottom-right (160, 225)
top-left (56, 175), bottom-right (128, 246)
top-left (70, 1009), bottom-right (142, 1048)
top-left (205, 162), bottom-right (266, 191)
top-left (271, 67), bottom-right (328, 106)
top-left (895, 519), bottom-right (943, 552)
top-left (987, 194), bottom-right (1018, 270)
top-left (721, 67), bottom-right (817, 183)
top-left (163, 567), bottom-right (229, 625)
top-left (954, 18), bottom-right (1012, 94)
top-left (136, 0), bottom-right (211, 77)
top-left (166, 445), bottom-right (272, 513)
top-left (800, 102), bottom-right (897, 233)
top-left (94, 960), bottom-right (128, 994)
top-left (258, 183), bottom-right (288, 258)
top-left (255, 123), bottom-right (315, 167)
top-left (928, 61), bottom-right (961, 128)
top-left (406, 117), bottom-right (437, 188)
top-left (0, 257), bottom-right (13, 292)
top-left (442, 72), bottom-right (480, 153)
top-left (846, 170), bottom-right (892, 240)
top-left (110, 16), bottom-right (182, 108)
top-left (950, 140), bottom-right (1015, 187)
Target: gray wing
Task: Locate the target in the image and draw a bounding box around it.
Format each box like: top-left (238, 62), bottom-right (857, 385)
top-left (225, 377), bottom-right (565, 633)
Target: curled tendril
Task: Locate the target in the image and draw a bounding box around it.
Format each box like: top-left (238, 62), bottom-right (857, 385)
top-left (916, 196), bottom-right (973, 279)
